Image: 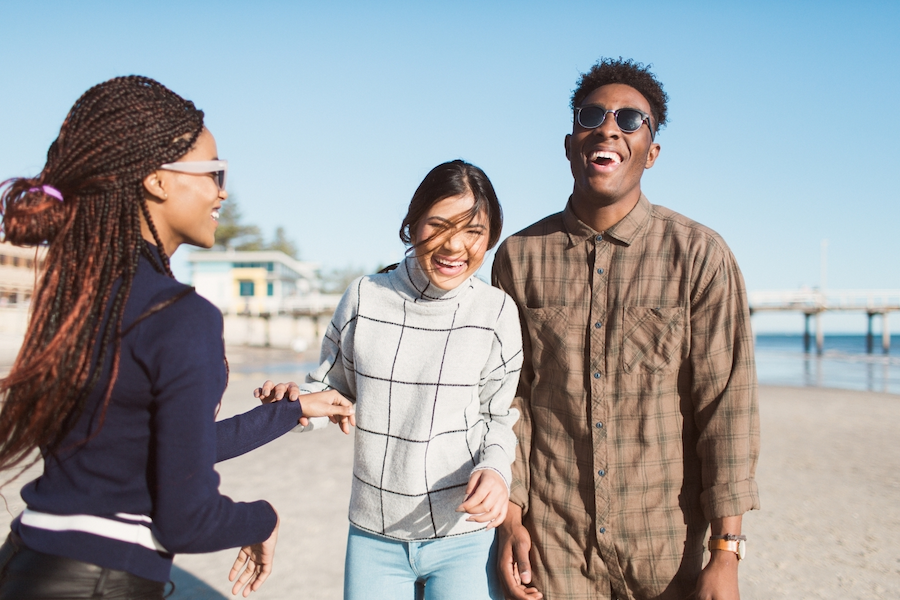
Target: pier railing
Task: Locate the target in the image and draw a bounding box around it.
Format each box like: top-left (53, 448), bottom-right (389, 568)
top-left (748, 289), bottom-right (900, 312)
top-left (748, 289), bottom-right (900, 353)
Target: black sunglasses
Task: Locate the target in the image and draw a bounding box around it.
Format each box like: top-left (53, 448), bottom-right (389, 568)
top-left (574, 106), bottom-right (655, 140)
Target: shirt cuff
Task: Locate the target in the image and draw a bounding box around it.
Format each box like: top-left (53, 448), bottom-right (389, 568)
top-left (700, 478), bottom-right (761, 520)
top-left (509, 480), bottom-right (529, 514)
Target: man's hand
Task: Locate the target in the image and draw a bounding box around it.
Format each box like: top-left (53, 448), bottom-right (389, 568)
top-left (253, 381), bottom-right (355, 434)
top-left (497, 502), bottom-right (542, 599)
top-left (457, 469), bottom-right (509, 529)
top-left (693, 515), bottom-right (742, 600)
top-left (228, 513), bottom-right (279, 597)
top-left (693, 551), bottom-right (739, 600)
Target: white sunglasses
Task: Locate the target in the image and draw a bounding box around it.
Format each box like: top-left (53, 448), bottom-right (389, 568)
top-left (159, 160), bottom-right (228, 191)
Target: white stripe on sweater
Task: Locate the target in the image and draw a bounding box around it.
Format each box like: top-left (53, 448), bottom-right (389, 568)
top-left (20, 508), bottom-right (167, 552)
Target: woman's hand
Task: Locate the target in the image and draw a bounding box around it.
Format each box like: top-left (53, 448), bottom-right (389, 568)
top-left (300, 390), bottom-right (355, 434)
top-left (253, 380), bottom-right (299, 403)
top-left (457, 469), bottom-right (509, 529)
top-left (228, 512), bottom-right (279, 597)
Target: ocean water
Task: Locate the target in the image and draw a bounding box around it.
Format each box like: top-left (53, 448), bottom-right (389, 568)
top-left (228, 334), bottom-right (900, 397)
top-left (755, 334), bottom-right (900, 395)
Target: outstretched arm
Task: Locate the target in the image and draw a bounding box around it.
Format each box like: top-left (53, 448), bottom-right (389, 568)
top-left (216, 388), bottom-right (355, 462)
top-left (216, 400), bottom-right (303, 462)
top-left (254, 380), bottom-right (355, 434)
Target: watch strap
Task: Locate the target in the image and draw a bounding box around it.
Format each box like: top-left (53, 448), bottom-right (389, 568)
top-left (708, 538), bottom-right (745, 560)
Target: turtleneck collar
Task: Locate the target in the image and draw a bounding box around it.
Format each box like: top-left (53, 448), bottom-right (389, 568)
top-left (392, 255), bottom-right (474, 303)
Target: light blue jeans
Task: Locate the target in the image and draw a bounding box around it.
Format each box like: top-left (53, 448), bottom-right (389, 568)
top-left (344, 525), bottom-right (502, 600)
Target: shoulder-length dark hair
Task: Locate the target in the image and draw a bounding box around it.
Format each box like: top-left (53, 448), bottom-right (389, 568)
top-left (0, 76), bottom-right (204, 473)
top-left (399, 159), bottom-right (503, 251)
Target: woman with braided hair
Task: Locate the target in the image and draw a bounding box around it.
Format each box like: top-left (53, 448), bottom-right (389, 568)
top-left (0, 76), bottom-right (354, 599)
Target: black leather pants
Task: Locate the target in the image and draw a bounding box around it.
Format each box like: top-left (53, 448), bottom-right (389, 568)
top-left (0, 533), bottom-right (166, 599)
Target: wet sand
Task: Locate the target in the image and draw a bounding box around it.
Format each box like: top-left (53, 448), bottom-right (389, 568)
top-left (1, 351), bottom-right (898, 598)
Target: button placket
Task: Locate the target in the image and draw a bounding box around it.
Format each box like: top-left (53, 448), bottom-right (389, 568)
top-left (591, 234), bottom-right (611, 531)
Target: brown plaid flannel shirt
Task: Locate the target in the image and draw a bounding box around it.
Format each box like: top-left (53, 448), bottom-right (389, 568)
top-left (492, 195), bottom-right (760, 600)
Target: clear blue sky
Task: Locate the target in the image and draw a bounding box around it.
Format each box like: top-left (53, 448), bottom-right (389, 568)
top-left (2, 0), bottom-right (898, 332)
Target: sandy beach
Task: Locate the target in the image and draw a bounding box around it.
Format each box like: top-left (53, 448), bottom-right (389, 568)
top-left (1, 348), bottom-right (898, 599)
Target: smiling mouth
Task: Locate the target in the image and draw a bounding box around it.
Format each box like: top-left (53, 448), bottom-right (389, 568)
top-left (433, 256), bottom-right (466, 274)
top-left (590, 150), bottom-right (623, 167)
top-left (211, 210), bottom-right (220, 221)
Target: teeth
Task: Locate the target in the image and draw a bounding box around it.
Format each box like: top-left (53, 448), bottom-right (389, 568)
top-left (590, 150), bottom-right (622, 164)
top-left (211, 210), bottom-right (220, 221)
top-left (436, 258), bottom-right (464, 267)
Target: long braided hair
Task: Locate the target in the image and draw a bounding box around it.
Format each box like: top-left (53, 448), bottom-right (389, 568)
top-left (0, 76), bottom-right (204, 473)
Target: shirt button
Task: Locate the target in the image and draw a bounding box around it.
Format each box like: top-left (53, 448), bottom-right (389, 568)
top-left (594, 321), bottom-right (602, 328)
top-left (596, 235), bottom-right (603, 242)
top-left (600, 527), bottom-right (606, 534)
top-left (596, 422), bottom-right (603, 428)
top-left (596, 268), bottom-right (604, 274)
top-left (593, 372), bottom-right (601, 379)
top-left (598, 469), bottom-right (606, 477)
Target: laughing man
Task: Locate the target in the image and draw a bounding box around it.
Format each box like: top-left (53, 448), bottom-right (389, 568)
top-left (491, 58), bottom-right (760, 600)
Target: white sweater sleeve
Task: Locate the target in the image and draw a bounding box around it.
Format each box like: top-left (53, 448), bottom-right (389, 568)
top-left (292, 278), bottom-right (361, 432)
top-left (472, 294), bottom-right (523, 488)
top-left (301, 277), bottom-right (360, 400)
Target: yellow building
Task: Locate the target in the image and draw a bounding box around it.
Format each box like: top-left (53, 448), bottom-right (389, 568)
top-left (0, 240), bottom-right (45, 308)
top-left (187, 248), bottom-right (337, 316)
top-left (0, 241), bottom-right (47, 366)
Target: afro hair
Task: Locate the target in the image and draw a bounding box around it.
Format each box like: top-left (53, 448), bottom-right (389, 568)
top-left (571, 57), bottom-right (668, 136)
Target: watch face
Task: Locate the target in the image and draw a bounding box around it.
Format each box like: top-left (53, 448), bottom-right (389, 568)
top-left (737, 539), bottom-right (746, 560)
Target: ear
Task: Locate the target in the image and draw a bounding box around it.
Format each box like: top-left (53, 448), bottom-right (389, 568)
top-left (142, 171), bottom-right (168, 202)
top-left (564, 134), bottom-right (572, 161)
top-left (644, 142), bottom-right (661, 169)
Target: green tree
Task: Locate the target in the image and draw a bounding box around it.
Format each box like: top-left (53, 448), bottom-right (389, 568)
top-left (321, 265), bottom-right (386, 294)
top-left (266, 226), bottom-right (300, 259)
top-left (214, 196), bottom-right (263, 250)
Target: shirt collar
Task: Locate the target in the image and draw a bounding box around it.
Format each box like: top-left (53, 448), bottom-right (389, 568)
top-left (563, 194), bottom-right (652, 247)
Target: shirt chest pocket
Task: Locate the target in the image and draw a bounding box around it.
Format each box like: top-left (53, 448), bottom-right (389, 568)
top-left (522, 305), bottom-right (570, 372)
top-left (621, 306), bottom-right (685, 374)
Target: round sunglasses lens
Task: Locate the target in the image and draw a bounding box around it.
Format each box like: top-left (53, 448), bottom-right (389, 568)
top-left (578, 106), bottom-right (607, 129)
top-left (615, 109), bottom-right (645, 132)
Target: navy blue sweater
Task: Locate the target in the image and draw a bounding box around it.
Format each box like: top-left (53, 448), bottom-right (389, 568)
top-left (13, 246), bottom-right (304, 582)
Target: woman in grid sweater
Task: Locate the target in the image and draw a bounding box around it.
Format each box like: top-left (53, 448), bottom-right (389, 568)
top-left (265, 160), bottom-right (522, 599)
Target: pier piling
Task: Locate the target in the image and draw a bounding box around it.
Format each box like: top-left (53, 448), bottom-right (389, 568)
top-left (815, 312), bottom-right (824, 354)
top-left (804, 314), bottom-right (812, 353)
top-left (867, 312), bottom-right (875, 353)
top-left (750, 290), bottom-right (898, 355)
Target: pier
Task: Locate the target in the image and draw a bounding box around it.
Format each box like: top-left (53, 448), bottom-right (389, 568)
top-left (748, 290), bottom-right (900, 354)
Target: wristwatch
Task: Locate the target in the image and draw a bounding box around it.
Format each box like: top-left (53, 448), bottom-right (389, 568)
top-left (708, 534), bottom-right (746, 560)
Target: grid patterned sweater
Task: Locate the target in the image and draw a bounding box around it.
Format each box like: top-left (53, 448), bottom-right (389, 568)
top-left (302, 257), bottom-right (523, 541)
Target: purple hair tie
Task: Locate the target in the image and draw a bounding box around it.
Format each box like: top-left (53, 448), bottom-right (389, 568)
top-left (28, 185), bottom-right (64, 202)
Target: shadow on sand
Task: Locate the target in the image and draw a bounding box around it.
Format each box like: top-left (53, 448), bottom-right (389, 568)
top-left (169, 565), bottom-right (228, 599)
